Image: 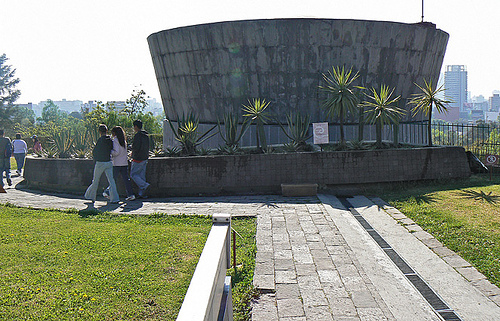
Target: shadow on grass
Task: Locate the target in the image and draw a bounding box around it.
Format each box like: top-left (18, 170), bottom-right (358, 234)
top-left (412, 194), bottom-right (438, 205)
top-left (455, 189), bottom-right (500, 204)
top-left (369, 174), bottom-right (500, 203)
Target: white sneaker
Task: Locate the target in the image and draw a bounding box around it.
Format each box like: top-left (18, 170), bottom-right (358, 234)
top-left (126, 195), bottom-right (136, 201)
top-left (102, 192), bottom-right (110, 199)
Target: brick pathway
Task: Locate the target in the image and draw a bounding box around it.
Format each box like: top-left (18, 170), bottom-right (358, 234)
top-left (252, 199), bottom-right (398, 321)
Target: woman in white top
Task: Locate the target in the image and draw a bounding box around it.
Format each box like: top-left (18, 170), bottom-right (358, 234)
top-left (12, 133), bottom-right (28, 175)
top-left (104, 126), bottom-right (135, 201)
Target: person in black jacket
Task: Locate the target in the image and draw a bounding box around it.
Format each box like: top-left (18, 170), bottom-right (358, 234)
top-left (130, 119), bottom-right (150, 198)
top-left (84, 124), bottom-right (120, 203)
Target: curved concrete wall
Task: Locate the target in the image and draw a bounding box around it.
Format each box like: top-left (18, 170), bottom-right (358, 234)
top-left (148, 19), bottom-right (449, 123)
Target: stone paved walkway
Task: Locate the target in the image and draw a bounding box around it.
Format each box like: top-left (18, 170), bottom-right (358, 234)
top-left (3, 177), bottom-right (500, 320)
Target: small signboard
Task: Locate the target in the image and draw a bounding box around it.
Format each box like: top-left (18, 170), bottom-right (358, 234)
top-left (485, 154), bottom-right (499, 166)
top-left (313, 122), bottom-right (329, 145)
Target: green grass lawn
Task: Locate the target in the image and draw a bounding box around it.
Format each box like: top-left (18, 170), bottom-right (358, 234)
top-left (373, 174), bottom-right (500, 287)
top-left (0, 205), bottom-right (256, 320)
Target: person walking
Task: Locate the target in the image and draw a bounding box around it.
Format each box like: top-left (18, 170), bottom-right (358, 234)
top-left (32, 135), bottom-right (42, 153)
top-left (12, 133), bottom-right (28, 176)
top-left (84, 124), bottom-right (119, 204)
top-left (103, 126), bottom-right (136, 201)
top-left (0, 129), bottom-right (12, 187)
top-left (130, 119), bottom-right (150, 198)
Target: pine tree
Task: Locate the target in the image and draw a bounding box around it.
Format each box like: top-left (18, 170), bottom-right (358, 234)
top-left (0, 53), bottom-right (21, 127)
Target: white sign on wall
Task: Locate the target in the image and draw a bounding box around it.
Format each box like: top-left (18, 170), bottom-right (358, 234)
top-left (313, 122), bottom-right (329, 145)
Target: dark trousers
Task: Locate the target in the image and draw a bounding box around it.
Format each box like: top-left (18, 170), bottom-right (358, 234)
top-left (114, 165), bottom-right (134, 197)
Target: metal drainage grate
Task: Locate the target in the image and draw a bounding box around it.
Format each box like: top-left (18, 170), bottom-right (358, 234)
top-left (339, 198), bottom-right (463, 321)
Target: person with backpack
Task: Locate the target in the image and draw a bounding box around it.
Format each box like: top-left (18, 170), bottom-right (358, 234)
top-left (0, 129), bottom-right (12, 187)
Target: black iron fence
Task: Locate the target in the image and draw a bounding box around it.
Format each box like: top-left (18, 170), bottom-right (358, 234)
top-left (431, 122), bottom-right (500, 161)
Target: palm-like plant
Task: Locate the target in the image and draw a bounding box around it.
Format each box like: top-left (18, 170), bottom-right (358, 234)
top-left (278, 112), bottom-right (312, 150)
top-left (319, 66), bottom-right (362, 147)
top-left (242, 98), bottom-right (271, 152)
top-left (362, 85), bottom-right (405, 149)
top-left (409, 79), bottom-right (451, 147)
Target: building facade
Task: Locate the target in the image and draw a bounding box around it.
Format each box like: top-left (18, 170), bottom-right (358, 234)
top-left (444, 65), bottom-right (468, 115)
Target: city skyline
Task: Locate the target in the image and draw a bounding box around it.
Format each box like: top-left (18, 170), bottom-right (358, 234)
top-left (2, 0), bottom-right (499, 104)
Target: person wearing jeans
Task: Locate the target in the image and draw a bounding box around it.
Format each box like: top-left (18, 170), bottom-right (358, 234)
top-left (12, 133), bottom-right (27, 175)
top-left (84, 124), bottom-right (119, 204)
top-left (103, 126), bottom-right (135, 201)
top-left (130, 119), bottom-right (150, 198)
top-left (0, 129), bottom-right (12, 187)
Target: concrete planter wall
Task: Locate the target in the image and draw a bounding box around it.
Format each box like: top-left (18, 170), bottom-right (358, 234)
top-left (24, 146), bottom-right (470, 197)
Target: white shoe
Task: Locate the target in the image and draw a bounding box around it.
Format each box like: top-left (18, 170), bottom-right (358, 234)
top-left (102, 192), bottom-right (110, 199)
top-left (126, 195), bottom-right (136, 201)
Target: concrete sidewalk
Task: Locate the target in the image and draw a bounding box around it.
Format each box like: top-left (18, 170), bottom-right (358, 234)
top-left (2, 177), bottom-right (500, 320)
top-left (251, 194), bottom-right (500, 321)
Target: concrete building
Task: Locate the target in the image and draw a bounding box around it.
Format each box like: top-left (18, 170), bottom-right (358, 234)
top-left (148, 18), bottom-right (449, 146)
top-left (489, 93), bottom-right (500, 112)
top-left (444, 65), bottom-right (468, 117)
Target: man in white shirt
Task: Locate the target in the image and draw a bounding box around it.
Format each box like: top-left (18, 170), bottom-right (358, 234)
top-left (12, 133), bottom-right (28, 175)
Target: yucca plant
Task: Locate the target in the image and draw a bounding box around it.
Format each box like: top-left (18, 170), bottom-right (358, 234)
top-left (362, 85), bottom-right (405, 149)
top-left (409, 79), bottom-right (451, 147)
top-left (242, 98), bottom-right (271, 152)
top-left (278, 112), bottom-right (312, 150)
top-left (218, 112), bottom-right (250, 149)
top-left (164, 146), bottom-right (181, 157)
top-left (73, 127), bottom-right (94, 155)
top-left (74, 149), bottom-right (89, 159)
top-left (319, 66), bottom-right (363, 147)
top-left (150, 147), bottom-right (166, 157)
top-left (166, 113), bottom-right (217, 155)
top-left (51, 131), bottom-right (75, 158)
top-left (217, 145), bottom-right (242, 155)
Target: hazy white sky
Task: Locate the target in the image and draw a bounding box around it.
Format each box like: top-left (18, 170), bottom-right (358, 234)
top-left (1, 0), bottom-right (498, 104)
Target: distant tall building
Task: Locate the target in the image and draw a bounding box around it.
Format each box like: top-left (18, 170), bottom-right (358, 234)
top-left (489, 94), bottom-right (500, 112)
top-left (443, 65), bottom-right (468, 122)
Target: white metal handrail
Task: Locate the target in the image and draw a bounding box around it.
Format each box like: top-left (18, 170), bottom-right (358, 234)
top-left (177, 213), bottom-right (232, 321)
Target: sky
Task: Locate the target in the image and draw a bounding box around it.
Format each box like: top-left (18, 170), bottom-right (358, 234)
top-left (1, 0), bottom-right (499, 104)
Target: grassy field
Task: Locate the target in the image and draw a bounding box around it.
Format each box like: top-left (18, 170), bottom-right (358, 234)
top-left (373, 174), bottom-right (500, 287)
top-left (0, 205), bottom-right (256, 320)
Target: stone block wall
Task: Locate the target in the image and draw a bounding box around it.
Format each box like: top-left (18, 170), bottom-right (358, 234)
top-left (24, 146), bottom-right (471, 197)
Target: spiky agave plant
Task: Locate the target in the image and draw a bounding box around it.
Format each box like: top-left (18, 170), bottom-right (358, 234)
top-left (278, 112), bottom-right (312, 150)
top-left (217, 112), bottom-right (250, 149)
top-left (242, 98), bottom-right (271, 152)
top-left (166, 113), bottom-right (217, 155)
top-left (51, 130), bottom-right (75, 158)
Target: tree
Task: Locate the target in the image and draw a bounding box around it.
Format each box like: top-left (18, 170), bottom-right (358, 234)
top-left (319, 66), bottom-right (362, 147)
top-left (12, 105), bottom-right (35, 126)
top-left (362, 85), bottom-right (405, 149)
top-left (41, 99), bottom-right (67, 124)
top-left (0, 53), bottom-right (21, 127)
top-left (409, 79), bottom-right (451, 147)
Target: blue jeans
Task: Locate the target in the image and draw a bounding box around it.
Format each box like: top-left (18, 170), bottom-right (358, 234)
top-left (105, 166), bottom-right (134, 197)
top-left (130, 160), bottom-right (149, 196)
top-left (14, 153), bottom-right (26, 171)
top-left (0, 158), bottom-right (10, 187)
top-left (84, 161), bottom-right (119, 202)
